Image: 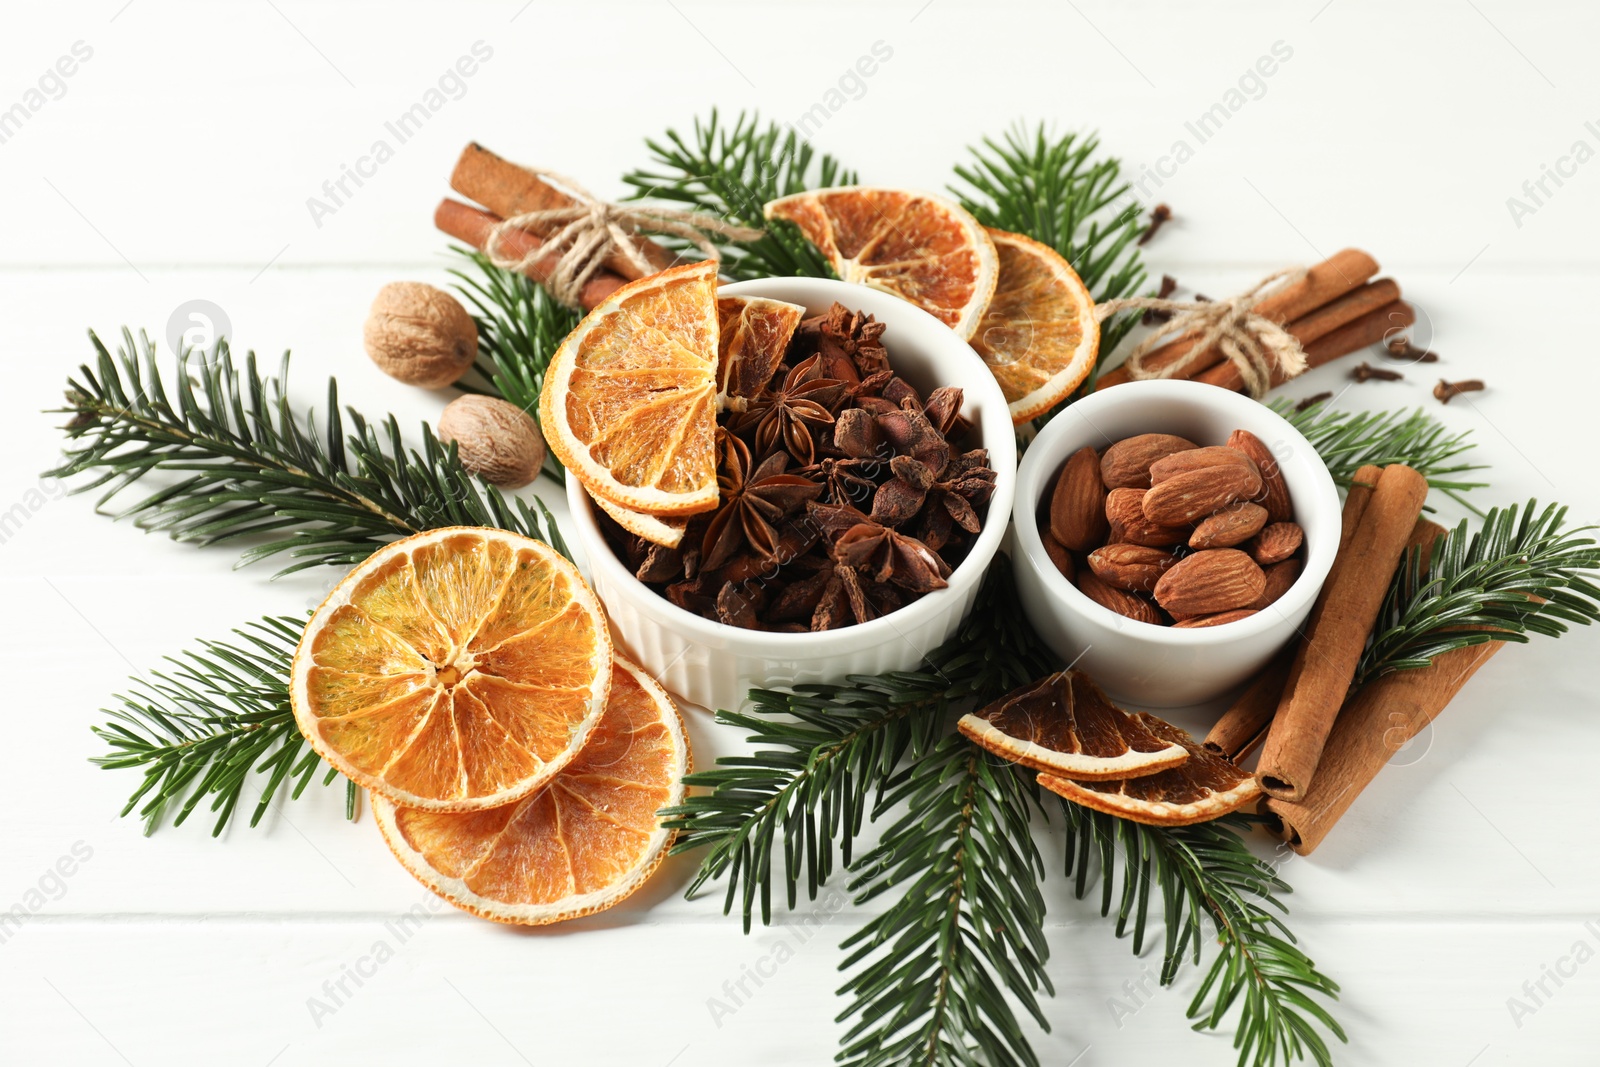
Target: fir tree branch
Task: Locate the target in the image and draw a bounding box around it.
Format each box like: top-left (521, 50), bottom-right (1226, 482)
top-left (621, 109), bottom-right (857, 281)
top-left (1272, 398), bottom-right (1486, 509)
top-left (91, 616), bottom-right (354, 836)
top-left (48, 329), bottom-right (567, 575)
top-left (446, 245), bottom-right (579, 481)
top-left (1058, 803), bottom-right (1345, 1067)
top-left (838, 738), bottom-right (1052, 1067)
top-left (1356, 500), bottom-right (1600, 686)
top-left (951, 125), bottom-right (1148, 374)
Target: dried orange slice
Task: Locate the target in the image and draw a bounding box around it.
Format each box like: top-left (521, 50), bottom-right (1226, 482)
top-left (290, 528), bottom-right (612, 812)
top-left (971, 230), bottom-right (1100, 424)
top-left (957, 671), bottom-right (1188, 780)
top-left (717, 294), bottom-right (805, 407)
top-left (764, 187), bottom-right (998, 340)
top-left (1039, 714), bottom-right (1261, 827)
top-left (372, 655), bottom-right (690, 926)
top-left (540, 259), bottom-right (721, 516)
top-left (590, 493), bottom-right (688, 549)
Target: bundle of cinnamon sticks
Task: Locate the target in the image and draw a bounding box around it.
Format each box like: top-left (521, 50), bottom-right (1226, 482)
top-left (1095, 248), bottom-right (1411, 395)
top-left (1203, 467), bottom-right (1500, 855)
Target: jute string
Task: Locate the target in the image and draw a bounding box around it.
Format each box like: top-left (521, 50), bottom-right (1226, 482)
top-left (1093, 267), bottom-right (1309, 397)
top-left (483, 169), bottom-right (765, 308)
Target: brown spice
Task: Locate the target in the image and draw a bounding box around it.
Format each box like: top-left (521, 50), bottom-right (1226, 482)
top-left (1138, 204), bottom-right (1172, 245)
top-left (1350, 361), bottom-right (1403, 382)
top-left (1434, 378), bottom-right (1485, 404)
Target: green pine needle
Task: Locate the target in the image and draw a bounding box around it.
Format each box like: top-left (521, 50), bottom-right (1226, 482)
top-left (447, 245), bottom-right (579, 481)
top-left (951, 125), bottom-right (1148, 379)
top-left (48, 328), bottom-right (567, 576)
top-left (91, 616), bottom-right (353, 837)
top-left (1272, 398), bottom-right (1486, 509)
top-left (621, 109), bottom-right (857, 281)
top-left (1357, 500), bottom-right (1600, 686)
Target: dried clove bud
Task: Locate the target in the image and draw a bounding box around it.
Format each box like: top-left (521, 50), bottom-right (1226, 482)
top-left (1433, 378), bottom-right (1485, 405)
top-left (1294, 391), bottom-right (1333, 413)
top-left (1138, 204), bottom-right (1172, 246)
top-left (1351, 362), bottom-right (1404, 383)
top-left (1385, 335), bottom-right (1438, 362)
top-left (1143, 274), bottom-right (1179, 326)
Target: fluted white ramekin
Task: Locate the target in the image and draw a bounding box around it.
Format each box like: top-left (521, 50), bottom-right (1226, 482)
top-left (1011, 379), bottom-right (1340, 708)
top-left (565, 277), bottom-right (1016, 712)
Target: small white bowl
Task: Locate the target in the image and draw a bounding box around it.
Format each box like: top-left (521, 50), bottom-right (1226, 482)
top-left (566, 277), bottom-right (1017, 712)
top-left (1012, 379), bottom-right (1339, 708)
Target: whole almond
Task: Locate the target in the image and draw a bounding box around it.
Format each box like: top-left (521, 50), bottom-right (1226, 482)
top-left (1078, 571), bottom-right (1166, 626)
top-left (1149, 446), bottom-right (1260, 485)
top-left (1226, 429), bottom-right (1293, 522)
top-left (1247, 522), bottom-right (1304, 566)
top-left (1043, 531), bottom-right (1076, 582)
top-left (1050, 446), bottom-right (1108, 551)
top-left (1172, 608), bottom-right (1260, 629)
top-left (1142, 465), bottom-right (1262, 526)
top-left (1152, 548), bottom-right (1266, 616)
top-left (1099, 433), bottom-right (1198, 490)
top-left (1189, 501), bottom-right (1269, 549)
top-left (1105, 488), bottom-right (1190, 547)
top-left (1247, 556), bottom-right (1303, 610)
top-left (1086, 543), bottom-right (1179, 593)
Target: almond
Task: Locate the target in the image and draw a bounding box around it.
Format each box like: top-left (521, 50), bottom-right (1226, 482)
top-left (1042, 531), bottom-right (1076, 582)
top-left (1099, 433), bottom-right (1198, 490)
top-left (1248, 556), bottom-right (1303, 610)
top-left (1142, 465), bottom-right (1262, 526)
top-left (1152, 548), bottom-right (1266, 616)
top-left (1172, 608), bottom-right (1259, 629)
top-left (1247, 522), bottom-right (1304, 566)
top-left (1049, 446), bottom-right (1108, 551)
top-left (1104, 488), bottom-right (1190, 547)
top-left (1189, 501), bottom-right (1269, 549)
top-left (1078, 571), bottom-right (1166, 626)
top-left (1086, 543), bottom-right (1178, 593)
top-left (1226, 429), bottom-right (1293, 522)
top-left (1148, 446), bottom-right (1259, 485)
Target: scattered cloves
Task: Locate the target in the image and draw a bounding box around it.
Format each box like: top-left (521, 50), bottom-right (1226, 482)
top-left (1351, 362), bottom-right (1404, 383)
top-left (1143, 274), bottom-right (1180, 326)
top-left (1294, 391), bottom-right (1333, 413)
top-left (1434, 378), bottom-right (1485, 405)
top-left (1385, 335), bottom-right (1438, 362)
top-left (1139, 204), bottom-right (1172, 246)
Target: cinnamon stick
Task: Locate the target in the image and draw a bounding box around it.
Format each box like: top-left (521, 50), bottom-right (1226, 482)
top-left (1264, 638), bottom-right (1498, 854)
top-left (434, 199), bottom-right (626, 311)
top-left (1203, 650), bottom-right (1293, 762)
top-left (1192, 287), bottom-right (1406, 391)
top-left (450, 143), bottom-right (675, 280)
top-left (1257, 464), bottom-right (1429, 801)
top-left (1095, 248), bottom-right (1379, 389)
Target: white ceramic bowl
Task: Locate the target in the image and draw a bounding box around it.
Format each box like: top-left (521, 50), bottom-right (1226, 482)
top-left (1011, 379), bottom-right (1339, 708)
top-left (566, 277), bottom-right (1017, 712)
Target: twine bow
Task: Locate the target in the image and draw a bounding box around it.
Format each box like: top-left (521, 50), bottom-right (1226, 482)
top-left (1094, 267), bottom-right (1310, 397)
top-left (483, 169), bottom-right (766, 309)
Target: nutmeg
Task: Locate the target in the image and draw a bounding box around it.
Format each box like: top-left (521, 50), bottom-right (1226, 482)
top-left (363, 281), bottom-right (478, 388)
top-left (437, 395), bottom-right (546, 488)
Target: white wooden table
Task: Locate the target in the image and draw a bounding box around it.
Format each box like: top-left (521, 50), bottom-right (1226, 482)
top-left (4, 2), bottom-right (1598, 1064)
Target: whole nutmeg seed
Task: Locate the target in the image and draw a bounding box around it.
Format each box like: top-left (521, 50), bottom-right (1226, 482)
top-left (364, 281), bottom-right (479, 388)
top-left (437, 395), bottom-right (546, 488)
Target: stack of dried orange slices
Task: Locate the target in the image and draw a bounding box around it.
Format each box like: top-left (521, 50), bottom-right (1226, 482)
top-left (538, 258), bottom-right (807, 549)
top-left (289, 527), bottom-right (690, 925)
top-left (764, 187), bottom-right (1101, 424)
top-left (957, 671), bottom-right (1258, 826)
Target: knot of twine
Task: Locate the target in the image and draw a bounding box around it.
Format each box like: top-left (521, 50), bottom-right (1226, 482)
top-left (1094, 267), bottom-right (1309, 397)
top-left (484, 169), bottom-right (765, 308)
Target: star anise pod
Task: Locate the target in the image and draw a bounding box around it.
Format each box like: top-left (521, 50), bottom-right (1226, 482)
top-left (832, 522), bottom-right (951, 593)
top-left (814, 303), bottom-right (891, 379)
top-left (882, 376), bottom-right (923, 410)
top-left (737, 354), bottom-right (847, 465)
top-left (805, 499), bottom-right (876, 545)
top-left (716, 582), bottom-right (764, 630)
top-left (701, 433), bottom-right (822, 571)
top-left (800, 455), bottom-right (881, 508)
top-left (912, 448), bottom-right (996, 551)
top-left (922, 386), bottom-right (971, 438)
top-left (870, 455), bottom-right (936, 526)
top-left (830, 408), bottom-right (885, 460)
top-left (876, 406), bottom-right (950, 474)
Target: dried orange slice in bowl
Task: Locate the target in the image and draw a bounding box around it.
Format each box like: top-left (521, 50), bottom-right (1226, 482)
top-left (590, 492), bottom-right (688, 550)
top-left (716, 294), bottom-right (805, 407)
top-left (971, 229), bottom-right (1100, 424)
top-left (1038, 713), bottom-right (1261, 826)
top-left (290, 528), bottom-right (611, 812)
top-left (957, 670), bottom-right (1189, 780)
top-left (540, 259), bottom-right (722, 516)
top-left (372, 655), bottom-right (690, 926)
top-left (764, 187), bottom-right (998, 340)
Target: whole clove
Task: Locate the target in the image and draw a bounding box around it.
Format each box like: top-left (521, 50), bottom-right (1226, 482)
top-left (1384, 335), bottom-right (1438, 362)
top-left (1433, 378), bottom-right (1485, 405)
top-left (1139, 203), bottom-right (1172, 245)
top-left (1350, 362), bottom-right (1404, 383)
